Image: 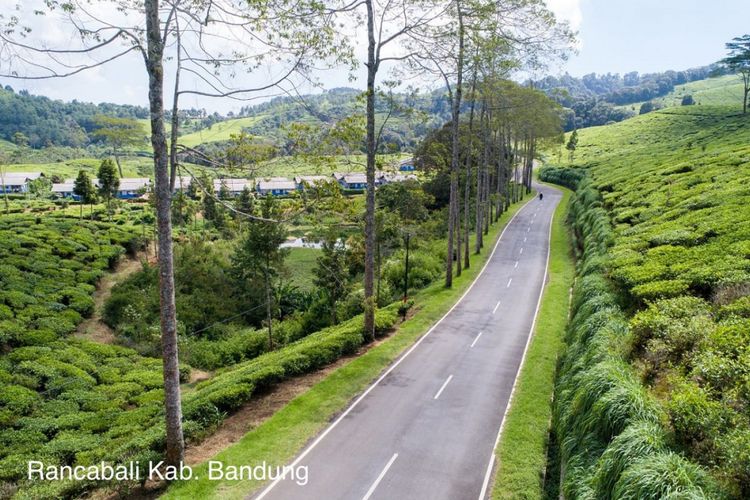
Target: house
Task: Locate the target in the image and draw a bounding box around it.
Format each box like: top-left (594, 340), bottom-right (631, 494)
top-left (294, 175), bottom-right (330, 191)
top-left (398, 158), bottom-right (416, 171)
top-left (256, 178), bottom-right (296, 196)
top-left (116, 178), bottom-right (151, 199)
top-left (51, 181), bottom-right (77, 199)
top-left (214, 178), bottom-right (254, 197)
top-left (173, 175), bottom-right (193, 193)
top-left (334, 172), bottom-right (367, 191)
top-left (0, 172), bottom-right (43, 193)
top-left (386, 173), bottom-right (418, 184)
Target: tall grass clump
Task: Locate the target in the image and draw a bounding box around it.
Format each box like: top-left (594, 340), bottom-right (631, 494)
top-left (544, 167), bottom-right (722, 499)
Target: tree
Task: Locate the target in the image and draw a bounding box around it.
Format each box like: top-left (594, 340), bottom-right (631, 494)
top-left (92, 115), bottom-right (146, 177)
top-left (567, 129), bottom-right (579, 162)
top-left (681, 95), bottom-right (695, 106)
top-left (233, 195), bottom-right (288, 350)
top-left (12, 131), bottom-right (28, 147)
top-left (640, 101), bottom-right (655, 114)
top-left (722, 35), bottom-right (750, 113)
top-left (313, 232), bottom-right (348, 325)
top-left (73, 170), bottom-right (96, 219)
top-left (0, 155), bottom-right (9, 214)
top-left (378, 180), bottom-right (431, 221)
top-left (97, 158), bottom-right (119, 218)
top-left (358, 0), bottom-right (440, 340)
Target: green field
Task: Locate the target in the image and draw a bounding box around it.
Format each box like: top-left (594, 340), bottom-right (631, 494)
top-left (286, 247), bottom-right (320, 292)
top-left (5, 157), bottom-right (154, 179)
top-left (178, 116), bottom-right (267, 147)
top-left (545, 105), bottom-right (750, 498)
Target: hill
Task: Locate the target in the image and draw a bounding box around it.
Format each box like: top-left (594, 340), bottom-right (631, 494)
top-left (615, 74), bottom-right (747, 113)
top-left (0, 86), bottom-right (149, 148)
top-left (536, 63), bottom-right (728, 130)
top-left (542, 105), bottom-right (750, 498)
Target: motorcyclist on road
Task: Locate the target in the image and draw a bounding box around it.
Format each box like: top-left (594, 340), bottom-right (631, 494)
top-left (539, 192), bottom-right (544, 201)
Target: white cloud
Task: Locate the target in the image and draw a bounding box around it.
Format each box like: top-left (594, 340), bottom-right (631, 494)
top-left (545, 0), bottom-right (583, 31)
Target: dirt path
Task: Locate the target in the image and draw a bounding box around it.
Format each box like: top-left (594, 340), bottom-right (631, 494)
top-left (75, 248), bottom-right (154, 344)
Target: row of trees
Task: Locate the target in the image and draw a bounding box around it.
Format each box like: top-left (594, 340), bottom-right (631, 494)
top-left (71, 159), bottom-right (120, 218)
top-left (0, 0), bottom-right (572, 468)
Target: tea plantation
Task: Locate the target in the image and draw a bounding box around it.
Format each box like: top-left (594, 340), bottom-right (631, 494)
top-left (542, 105), bottom-right (750, 498)
top-left (0, 212), bottom-right (403, 498)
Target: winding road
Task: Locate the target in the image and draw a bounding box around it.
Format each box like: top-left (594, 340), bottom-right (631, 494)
top-left (254, 183), bottom-right (562, 500)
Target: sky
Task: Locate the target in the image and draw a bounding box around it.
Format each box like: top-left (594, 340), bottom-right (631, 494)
top-left (559, 0), bottom-right (750, 76)
top-left (2, 0), bottom-right (750, 113)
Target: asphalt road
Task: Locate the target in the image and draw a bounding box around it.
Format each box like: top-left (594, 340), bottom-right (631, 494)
top-left (254, 183), bottom-right (561, 500)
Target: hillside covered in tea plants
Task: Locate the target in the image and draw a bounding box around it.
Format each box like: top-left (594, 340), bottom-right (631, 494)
top-left (541, 104), bottom-right (750, 498)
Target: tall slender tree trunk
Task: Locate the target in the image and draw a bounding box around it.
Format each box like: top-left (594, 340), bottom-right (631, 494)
top-left (169, 19), bottom-right (182, 192)
top-left (145, 0), bottom-right (184, 468)
top-left (114, 154), bottom-right (124, 178)
top-left (463, 67), bottom-right (477, 269)
top-left (455, 185), bottom-right (461, 277)
top-left (265, 265), bottom-right (274, 350)
top-left (363, 0), bottom-right (377, 340)
top-left (445, 2), bottom-right (465, 288)
top-left (475, 104), bottom-right (486, 254)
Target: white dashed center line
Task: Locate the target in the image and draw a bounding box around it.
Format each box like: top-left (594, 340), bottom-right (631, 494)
top-left (470, 332), bottom-right (483, 348)
top-left (492, 301), bottom-right (501, 314)
top-left (362, 453), bottom-right (399, 500)
top-left (507, 278), bottom-right (513, 288)
top-left (434, 375), bottom-right (454, 400)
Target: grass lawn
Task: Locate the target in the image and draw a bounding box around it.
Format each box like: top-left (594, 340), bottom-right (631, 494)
top-left (491, 185), bottom-right (574, 499)
top-left (285, 247), bottom-right (320, 292)
top-left (163, 191), bottom-right (535, 500)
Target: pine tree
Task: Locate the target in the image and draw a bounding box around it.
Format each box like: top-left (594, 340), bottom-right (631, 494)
top-left (232, 195), bottom-right (288, 349)
top-left (566, 129), bottom-right (579, 162)
top-left (313, 232), bottom-right (348, 325)
top-left (73, 170), bottom-right (95, 219)
top-left (97, 158), bottom-right (119, 218)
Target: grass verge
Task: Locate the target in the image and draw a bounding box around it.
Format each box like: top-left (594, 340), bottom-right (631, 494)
top-left (163, 192), bottom-right (534, 500)
top-left (491, 185), bottom-right (574, 499)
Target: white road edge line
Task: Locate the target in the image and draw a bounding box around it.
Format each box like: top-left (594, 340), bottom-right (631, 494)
top-left (492, 300), bottom-right (501, 314)
top-left (470, 332), bottom-right (483, 348)
top-left (254, 195), bottom-right (537, 500)
top-left (362, 453), bottom-right (399, 500)
top-left (478, 188), bottom-right (556, 500)
top-left (506, 278), bottom-right (512, 288)
top-left (433, 375), bottom-right (454, 399)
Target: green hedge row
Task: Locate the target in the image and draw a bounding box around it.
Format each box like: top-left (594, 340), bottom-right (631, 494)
top-left (545, 171), bottom-right (725, 499)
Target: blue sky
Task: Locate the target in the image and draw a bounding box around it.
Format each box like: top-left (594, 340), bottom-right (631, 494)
top-left (560, 0), bottom-right (750, 76)
top-left (4, 0), bottom-right (750, 112)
